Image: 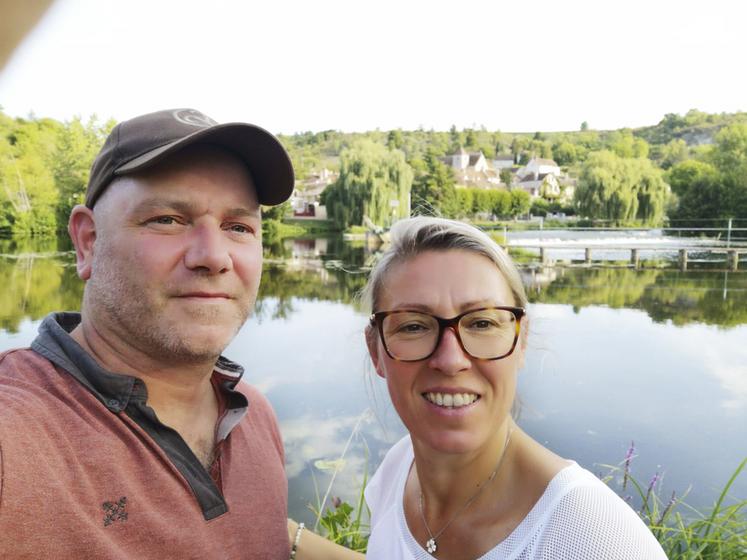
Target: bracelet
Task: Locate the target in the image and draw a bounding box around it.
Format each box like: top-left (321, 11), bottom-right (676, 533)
top-left (289, 522), bottom-right (304, 559)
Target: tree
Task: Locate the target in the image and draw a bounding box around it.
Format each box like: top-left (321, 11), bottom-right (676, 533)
top-left (657, 139), bottom-right (689, 169)
top-left (670, 123), bottom-right (747, 223)
top-left (509, 189), bottom-right (531, 217)
top-left (464, 129), bottom-right (478, 150)
top-left (471, 189), bottom-right (494, 215)
top-left (492, 190), bottom-right (513, 218)
top-left (499, 168), bottom-right (513, 188)
top-left (510, 136), bottom-right (529, 163)
top-left (454, 188), bottom-right (474, 218)
top-left (574, 151), bottom-right (670, 224)
top-left (529, 140), bottom-right (553, 159)
top-left (387, 129), bottom-right (403, 150)
top-left (580, 121), bottom-right (589, 131)
top-left (449, 125), bottom-right (463, 151)
top-left (411, 149), bottom-right (457, 216)
top-left (53, 115), bottom-right (112, 225)
top-left (552, 142), bottom-right (577, 166)
top-left (667, 160), bottom-right (722, 224)
top-left (0, 115), bottom-right (61, 234)
top-left (322, 140), bottom-right (413, 230)
top-left (608, 130), bottom-right (650, 159)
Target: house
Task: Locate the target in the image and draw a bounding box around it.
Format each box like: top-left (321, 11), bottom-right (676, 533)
top-left (492, 154), bottom-right (515, 170)
top-left (291, 168), bottom-right (336, 217)
top-left (443, 148), bottom-right (503, 189)
top-left (516, 158), bottom-right (561, 181)
top-left (444, 148), bottom-right (488, 172)
top-left (456, 167), bottom-right (503, 189)
top-left (517, 173), bottom-right (561, 199)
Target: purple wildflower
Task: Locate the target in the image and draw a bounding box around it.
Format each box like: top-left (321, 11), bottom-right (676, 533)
top-left (622, 441), bottom-right (635, 491)
top-left (331, 496), bottom-right (342, 509)
top-left (657, 491), bottom-right (677, 525)
top-left (645, 472), bottom-right (660, 503)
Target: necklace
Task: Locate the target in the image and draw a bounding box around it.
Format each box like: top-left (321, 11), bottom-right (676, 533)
top-left (418, 428), bottom-right (513, 555)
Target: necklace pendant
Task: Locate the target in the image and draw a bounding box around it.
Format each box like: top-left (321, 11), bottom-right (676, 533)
top-left (426, 537), bottom-right (437, 554)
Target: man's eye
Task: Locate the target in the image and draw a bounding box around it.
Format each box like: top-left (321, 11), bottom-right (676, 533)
top-left (149, 216), bottom-right (179, 225)
top-left (225, 223), bottom-right (253, 234)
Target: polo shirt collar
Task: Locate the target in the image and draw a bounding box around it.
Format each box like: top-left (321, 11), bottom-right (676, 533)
top-left (30, 312), bottom-right (246, 413)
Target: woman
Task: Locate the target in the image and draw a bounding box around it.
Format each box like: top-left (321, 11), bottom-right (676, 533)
top-left (361, 216), bottom-right (667, 559)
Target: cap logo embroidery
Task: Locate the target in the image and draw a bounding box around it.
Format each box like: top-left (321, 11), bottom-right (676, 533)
top-left (102, 496), bottom-right (128, 526)
top-left (172, 109), bottom-right (217, 128)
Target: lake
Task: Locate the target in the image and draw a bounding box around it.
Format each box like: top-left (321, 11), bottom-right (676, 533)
top-left (1, 233), bottom-right (745, 528)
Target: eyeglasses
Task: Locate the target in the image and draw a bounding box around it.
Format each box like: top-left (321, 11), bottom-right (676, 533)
top-left (370, 306), bottom-right (525, 362)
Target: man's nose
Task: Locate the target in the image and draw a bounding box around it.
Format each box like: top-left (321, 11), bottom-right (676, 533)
top-left (183, 222), bottom-right (233, 274)
top-left (427, 326), bottom-right (471, 374)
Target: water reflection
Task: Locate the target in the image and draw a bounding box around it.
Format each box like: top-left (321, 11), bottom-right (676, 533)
top-left (0, 238), bottom-right (81, 333)
top-left (529, 267), bottom-right (747, 327)
top-left (1, 235), bottom-right (746, 523)
top-left (5, 235), bottom-right (747, 330)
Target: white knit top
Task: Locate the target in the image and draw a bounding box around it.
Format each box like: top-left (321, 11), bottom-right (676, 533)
top-left (364, 436), bottom-right (668, 560)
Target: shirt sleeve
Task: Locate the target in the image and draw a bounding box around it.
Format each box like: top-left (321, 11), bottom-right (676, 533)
top-left (536, 480), bottom-right (668, 560)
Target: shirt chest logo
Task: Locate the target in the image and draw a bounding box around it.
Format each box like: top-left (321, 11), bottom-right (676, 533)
top-left (102, 496), bottom-right (128, 526)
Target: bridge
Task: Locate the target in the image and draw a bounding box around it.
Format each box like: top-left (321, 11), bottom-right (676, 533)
top-left (504, 242), bottom-right (747, 271)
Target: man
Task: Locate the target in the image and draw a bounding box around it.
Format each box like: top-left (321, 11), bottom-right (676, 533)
top-left (0, 109), bottom-right (294, 559)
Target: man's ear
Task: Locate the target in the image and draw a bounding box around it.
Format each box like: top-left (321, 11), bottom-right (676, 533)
top-left (68, 205), bottom-right (97, 281)
top-left (365, 325), bottom-right (385, 378)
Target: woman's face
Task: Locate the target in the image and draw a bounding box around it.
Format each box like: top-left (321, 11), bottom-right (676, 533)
top-left (367, 249), bottom-right (526, 455)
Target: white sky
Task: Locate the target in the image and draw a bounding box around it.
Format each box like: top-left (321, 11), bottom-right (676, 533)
top-left (0, 0), bottom-right (745, 134)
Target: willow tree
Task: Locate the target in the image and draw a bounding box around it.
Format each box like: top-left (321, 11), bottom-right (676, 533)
top-left (574, 150), bottom-right (670, 224)
top-left (322, 140), bottom-right (413, 230)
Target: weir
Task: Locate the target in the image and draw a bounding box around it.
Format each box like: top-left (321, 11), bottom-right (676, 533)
top-left (506, 243), bottom-right (746, 271)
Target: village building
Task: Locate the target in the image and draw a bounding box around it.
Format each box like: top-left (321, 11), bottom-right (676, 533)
top-left (516, 157), bottom-right (561, 181)
top-left (291, 168), bottom-right (336, 218)
top-left (492, 154), bottom-right (515, 170)
top-left (443, 148), bottom-right (504, 189)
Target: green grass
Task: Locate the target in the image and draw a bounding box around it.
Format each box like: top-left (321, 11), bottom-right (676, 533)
top-left (606, 454), bottom-right (747, 559)
top-left (344, 225), bottom-right (368, 235)
top-left (282, 218), bottom-right (339, 234)
top-left (312, 440), bottom-right (746, 557)
top-left (307, 411), bottom-right (371, 554)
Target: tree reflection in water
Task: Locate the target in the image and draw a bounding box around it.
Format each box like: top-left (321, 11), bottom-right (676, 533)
top-left (1, 234), bottom-right (746, 332)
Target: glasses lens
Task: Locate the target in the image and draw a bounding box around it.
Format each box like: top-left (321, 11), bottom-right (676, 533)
top-left (458, 308), bottom-right (518, 359)
top-left (382, 311), bottom-right (439, 360)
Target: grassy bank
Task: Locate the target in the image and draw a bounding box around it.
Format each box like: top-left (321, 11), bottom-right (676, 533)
top-left (281, 218), bottom-right (340, 235)
top-left (313, 450), bottom-right (746, 558)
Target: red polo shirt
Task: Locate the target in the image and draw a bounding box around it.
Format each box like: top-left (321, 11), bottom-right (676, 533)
top-left (0, 313), bottom-right (289, 559)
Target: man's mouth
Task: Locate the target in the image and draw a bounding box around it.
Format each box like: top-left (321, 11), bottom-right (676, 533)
top-left (177, 292), bottom-right (231, 299)
top-left (423, 392), bottom-right (480, 408)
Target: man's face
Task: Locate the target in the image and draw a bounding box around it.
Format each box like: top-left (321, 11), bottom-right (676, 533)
top-left (81, 145), bottom-right (263, 365)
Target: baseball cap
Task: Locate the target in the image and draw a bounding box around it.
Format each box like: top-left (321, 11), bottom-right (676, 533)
top-left (85, 108), bottom-right (294, 208)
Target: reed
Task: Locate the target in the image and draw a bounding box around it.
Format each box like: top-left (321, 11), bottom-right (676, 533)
top-left (599, 444), bottom-right (747, 559)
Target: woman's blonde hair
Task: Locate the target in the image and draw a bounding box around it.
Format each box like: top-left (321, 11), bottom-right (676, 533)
top-left (360, 216), bottom-right (528, 313)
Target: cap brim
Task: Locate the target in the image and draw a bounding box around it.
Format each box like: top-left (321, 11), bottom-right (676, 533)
top-left (115, 122), bottom-right (294, 206)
